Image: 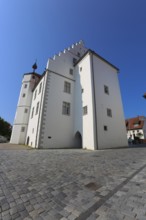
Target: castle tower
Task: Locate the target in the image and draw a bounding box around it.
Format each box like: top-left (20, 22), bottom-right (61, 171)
top-left (10, 64), bottom-right (41, 144)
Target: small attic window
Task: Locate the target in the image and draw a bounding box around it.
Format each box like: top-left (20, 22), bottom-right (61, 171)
top-left (73, 58), bottom-right (77, 64)
top-left (133, 121), bottom-right (140, 127)
top-left (77, 52), bottom-right (80, 57)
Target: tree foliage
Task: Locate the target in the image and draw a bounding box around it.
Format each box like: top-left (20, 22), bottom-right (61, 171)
top-left (0, 117), bottom-right (12, 139)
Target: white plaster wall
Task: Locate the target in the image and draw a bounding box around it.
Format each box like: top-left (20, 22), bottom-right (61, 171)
top-left (26, 76), bottom-right (46, 148)
top-left (10, 126), bottom-right (21, 144)
top-left (38, 42), bottom-right (87, 149)
top-left (74, 54), bottom-right (96, 150)
top-left (10, 73), bottom-right (40, 144)
top-left (92, 55), bottom-right (128, 149)
top-left (46, 41), bottom-right (87, 80)
top-left (10, 125), bottom-right (28, 144)
top-left (40, 72), bottom-right (75, 148)
top-left (127, 129), bottom-right (144, 139)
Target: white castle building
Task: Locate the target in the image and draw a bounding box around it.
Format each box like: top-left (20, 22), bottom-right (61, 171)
top-left (10, 41), bottom-right (128, 150)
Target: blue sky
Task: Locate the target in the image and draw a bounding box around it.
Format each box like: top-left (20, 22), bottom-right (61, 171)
top-left (1, 0), bottom-right (146, 124)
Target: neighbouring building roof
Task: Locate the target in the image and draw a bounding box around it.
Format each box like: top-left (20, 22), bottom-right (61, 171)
top-left (125, 116), bottom-right (145, 130)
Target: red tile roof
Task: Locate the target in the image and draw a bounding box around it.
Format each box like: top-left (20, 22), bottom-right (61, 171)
top-left (125, 116), bottom-right (145, 130)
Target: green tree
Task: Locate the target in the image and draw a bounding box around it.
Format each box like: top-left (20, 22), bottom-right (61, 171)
top-left (0, 117), bottom-right (12, 140)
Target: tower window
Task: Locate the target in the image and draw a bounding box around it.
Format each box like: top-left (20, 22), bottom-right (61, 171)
top-left (80, 67), bottom-right (82, 72)
top-left (31, 107), bottom-right (34, 118)
top-left (70, 69), bottom-right (73, 75)
top-left (39, 82), bottom-right (42, 94)
top-left (24, 108), bottom-right (28, 113)
top-left (62, 102), bottom-right (70, 115)
top-left (24, 84), bottom-right (27, 88)
top-left (107, 108), bottom-right (112, 117)
top-left (34, 90), bottom-right (37, 100)
top-left (104, 85), bottom-right (109, 95)
top-left (83, 106), bottom-right (88, 115)
top-left (64, 81), bottom-right (71, 94)
top-left (104, 125), bottom-right (108, 131)
top-left (35, 102), bottom-right (39, 115)
top-left (22, 93), bottom-right (26, 97)
top-left (21, 127), bottom-right (25, 132)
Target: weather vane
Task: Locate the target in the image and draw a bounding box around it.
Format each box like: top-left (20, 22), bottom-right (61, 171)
top-left (32, 60), bottom-right (37, 72)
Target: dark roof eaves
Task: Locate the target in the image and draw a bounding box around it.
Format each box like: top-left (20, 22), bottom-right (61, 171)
top-left (90, 50), bottom-right (119, 72)
top-left (74, 49), bottom-right (90, 66)
top-left (23, 72), bottom-right (41, 78)
top-left (74, 49), bottom-right (119, 72)
top-left (32, 71), bottom-right (47, 92)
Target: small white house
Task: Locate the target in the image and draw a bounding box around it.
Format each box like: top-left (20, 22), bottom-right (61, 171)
top-left (10, 40), bottom-right (128, 150)
top-left (126, 116), bottom-right (146, 140)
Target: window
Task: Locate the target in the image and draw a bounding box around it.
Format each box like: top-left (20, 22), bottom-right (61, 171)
top-left (39, 82), bottom-right (42, 94)
top-left (77, 52), bottom-right (80, 57)
top-left (70, 69), bottom-right (73, 75)
top-left (32, 75), bottom-right (35, 79)
top-left (104, 85), bottom-right (109, 95)
top-left (34, 90), bottom-right (37, 100)
top-left (22, 93), bottom-right (26, 97)
top-left (104, 125), bottom-right (108, 131)
top-left (35, 102), bottom-right (39, 115)
top-left (31, 107), bottom-right (34, 118)
top-left (80, 67), bottom-right (82, 72)
top-left (81, 88), bottom-right (84, 93)
top-left (73, 58), bottom-right (77, 64)
top-left (24, 108), bottom-right (28, 113)
top-left (32, 128), bottom-right (34, 133)
top-left (83, 106), bottom-right (88, 115)
top-left (62, 102), bottom-right (70, 115)
top-left (107, 108), bottom-right (112, 117)
top-left (64, 81), bottom-right (71, 94)
top-left (134, 122), bottom-right (140, 127)
top-left (24, 84), bottom-right (27, 88)
top-left (21, 127), bottom-right (25, 132)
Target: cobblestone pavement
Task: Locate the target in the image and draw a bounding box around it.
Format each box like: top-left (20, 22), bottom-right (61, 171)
top-left (0, 144), bottom-right (146, 219)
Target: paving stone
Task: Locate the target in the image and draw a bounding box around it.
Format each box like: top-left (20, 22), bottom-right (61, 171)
top-left (1, 145), bottom-right (146, 219)
top-left (11, 212), bottom-right (21, 220)
top-left (2, 214), bottom-right (12, 220)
